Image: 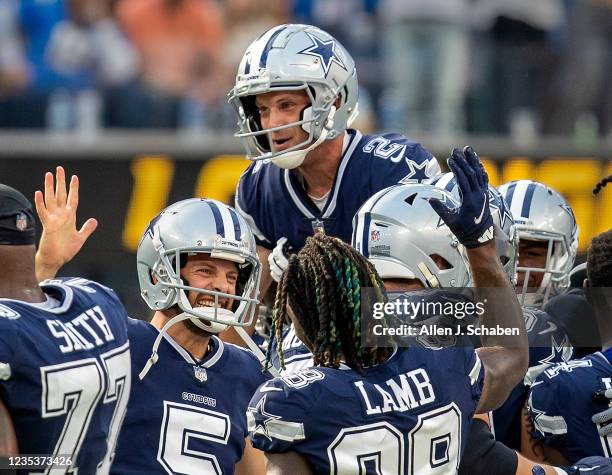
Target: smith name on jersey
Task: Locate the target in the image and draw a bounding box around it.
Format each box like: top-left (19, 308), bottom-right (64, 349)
top-left (491, 306), bottom-right (573, 449)
top-left (112, 318), bottom-right (269, 475)
top-left (235, 129), bottom-right (440, 249)
top-left (0, 277), bottom-right (131, 474)
top-left (528, 348), bottom-right (612, 463)
top-left (248, 347), bottom-right (484, 474)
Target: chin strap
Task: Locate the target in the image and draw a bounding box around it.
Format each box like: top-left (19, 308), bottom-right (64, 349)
top-left (235, 326), bottom-right (280, 377)
top-left (138, 312), bottom-right (194, 380)
top-left (139, 310), bottom-right (281, 380)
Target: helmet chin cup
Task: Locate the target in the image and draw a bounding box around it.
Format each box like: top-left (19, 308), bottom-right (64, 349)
top-left (187, 310), bottom-right (230, 334)
top-left (178, 290), bottom-right (232, 334)
top-left (270, 106), bottom-right (337, 170)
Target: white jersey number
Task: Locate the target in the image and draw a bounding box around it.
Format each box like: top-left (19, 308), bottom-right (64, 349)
top-left (327, 403), bottom-right (462, 474)
top-left (157, 401), bottom-right (230, 474)
top-left (40, 343), bottom-right (131, 475)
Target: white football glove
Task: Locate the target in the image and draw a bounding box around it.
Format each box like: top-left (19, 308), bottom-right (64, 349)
top-left (268, 237), bottom-right (291, 283)
top-left (592, 388), bottom-right (612, 436)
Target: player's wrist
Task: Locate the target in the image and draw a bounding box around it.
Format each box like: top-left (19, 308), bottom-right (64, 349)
top-left (465, 240), bottom-right (497, 261)
top-left (35, 252), bottom-right (62, 281)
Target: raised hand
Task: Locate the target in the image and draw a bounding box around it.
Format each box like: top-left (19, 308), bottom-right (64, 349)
top-left (428, 146), bottom-right (494, 248)
top-left (34, 166), bottom-right (98, 281)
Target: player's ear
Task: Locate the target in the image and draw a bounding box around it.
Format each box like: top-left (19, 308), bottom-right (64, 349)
top-left (150, 271), bottom-right (158, 285)
top-left (583, 277), bottom-right (589, 288)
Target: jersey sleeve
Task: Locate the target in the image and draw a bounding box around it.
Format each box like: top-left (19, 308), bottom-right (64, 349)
top-left (527, 374), bottom-right (569, 449)
top-left (234, 168), bottom-right (273, 248)
top-left (247, 374), bottom-right (319, 453)
top-left (364, 135), bottom-right (440, 192)
top-left (0, 309), bottom-right (20, 380)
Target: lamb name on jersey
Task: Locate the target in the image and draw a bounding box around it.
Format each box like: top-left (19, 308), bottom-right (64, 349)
top-left (248, 347), bottom-right (484, 474)
top-left (491, 306), bottom-right (573, 449)
top-left (528, 348), bottom-right (612, 463)
top-left (111, 318), bottom-right (269, 474)
top-left (235, 130), bottom-right (440, 249)
top-left (0, 277), bottom-right (131, 474)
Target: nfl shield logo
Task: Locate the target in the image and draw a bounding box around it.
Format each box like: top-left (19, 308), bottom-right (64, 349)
top-left (193, 366), bottom-right (207, 383)
top-left (15, 213), bottom-right (27, 231)
top-left (371, 230), bottom-right (380, 242)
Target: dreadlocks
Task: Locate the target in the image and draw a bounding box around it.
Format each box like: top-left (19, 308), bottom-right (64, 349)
top-left (587, 229), bottom-right (612, 288)
top-left (266, 233), bottom-right (389, 374)
top-left (593, 175), bottom-right (612, 196)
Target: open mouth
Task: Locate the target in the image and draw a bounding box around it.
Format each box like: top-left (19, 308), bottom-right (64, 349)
top-left (272, 137), bottom-right (291, 149)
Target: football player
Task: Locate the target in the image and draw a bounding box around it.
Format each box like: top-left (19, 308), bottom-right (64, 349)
top-left (497, 180), bottom-right (579, 309)
top-left (229, 24), bottom-right (441, 299)
top-left (264, 151), bottom-right (512, 374)
top-left (247, 147), bottom-right (529, 473)
top-left (0, 180), bottom-right (131, 473)
top-left (524, 229), bottom-right (612, 465)
top-left (34, 171), bottom-right (270, 474)
top-left (424, 174), bottom-right (575, 449)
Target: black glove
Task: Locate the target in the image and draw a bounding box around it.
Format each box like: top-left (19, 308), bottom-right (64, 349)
top-left (429, 146), bottom-right (494, 248)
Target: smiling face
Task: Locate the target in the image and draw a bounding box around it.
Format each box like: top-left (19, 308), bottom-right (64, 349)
top-left (180, 254), bottom-right (238, 311)
top-left (255, 90), bottom-right (311, 152)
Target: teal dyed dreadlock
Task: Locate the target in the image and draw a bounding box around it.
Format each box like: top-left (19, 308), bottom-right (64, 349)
top-left (265, 233), bottom-right (389, 374)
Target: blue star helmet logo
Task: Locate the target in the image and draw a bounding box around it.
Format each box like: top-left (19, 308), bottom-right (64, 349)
top-left (298, 33), bottom-right (347, 76)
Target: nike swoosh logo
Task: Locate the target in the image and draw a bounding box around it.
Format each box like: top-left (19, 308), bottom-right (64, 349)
top-left (474, 195), bottom-right (487, 224)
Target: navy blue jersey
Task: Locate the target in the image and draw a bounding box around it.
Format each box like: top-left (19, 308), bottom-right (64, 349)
top-left (235, 129), bottom-right (440, 249)
top-left (528, 350), bottom-right (612, 463)
top-left (0, 278), bottom-right (131, 474)
top-left (249, 347), bottom-right (484, 473)
top-left (491, 307), bottom-right (573, 449)
top-left (112, 318), bottom-right (269, 475)
top-left (545, 288), bottom-right (601, 357)
top-left (269, 323), bottom-right (313, 374)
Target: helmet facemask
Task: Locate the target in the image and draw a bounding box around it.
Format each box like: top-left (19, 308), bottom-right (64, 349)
top-left (229, 81), bottom-right (343, 169)
top-left (515, 228), bottom-right (574, 307)
top-left (147, 244), bottom-right (260, 335)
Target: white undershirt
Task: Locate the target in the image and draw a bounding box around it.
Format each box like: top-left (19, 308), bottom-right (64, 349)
top-left (308, 190), bottom-right (331, 211)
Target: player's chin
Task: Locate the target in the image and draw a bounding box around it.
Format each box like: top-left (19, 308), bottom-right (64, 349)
top-left (184, 319), bottom-right (215, 338)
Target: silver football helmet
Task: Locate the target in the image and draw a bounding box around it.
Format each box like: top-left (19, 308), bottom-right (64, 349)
top-left (427, 172), bottom-right (519, 284)
top-left (228, 24), bottom-right (359, 169)
top-left (498, 180), bottom-right (578, 305)
top-left (137, 198), bottom-right (260, 334)
top-left (352, 183), bottom-right (471, 288)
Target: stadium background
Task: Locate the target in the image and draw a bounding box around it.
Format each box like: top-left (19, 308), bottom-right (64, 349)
top-left (1, 0), bottom-right (611, 318)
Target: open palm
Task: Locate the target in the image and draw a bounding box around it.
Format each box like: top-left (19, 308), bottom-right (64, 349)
top-left (34, 166), bottom-right (98, 281)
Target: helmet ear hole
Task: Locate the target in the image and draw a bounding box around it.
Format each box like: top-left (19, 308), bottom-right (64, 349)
top-left (429, 254), bottom-right (452, 270)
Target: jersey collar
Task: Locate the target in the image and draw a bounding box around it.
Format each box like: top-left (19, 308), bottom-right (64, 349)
top-left (283, 129), bottom-right (362, 219)
top-left (0, 281), bottom-right (74, 314)
top-left (160, 331), bottom-right (225, 368)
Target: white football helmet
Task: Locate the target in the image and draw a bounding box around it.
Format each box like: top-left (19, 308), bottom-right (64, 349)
top-left (352, 183), bottom-right (471, 288)
top-left (228, 24), bottom-right (359, 169)
top-left (137, 198), bottom-right (260, 334)
top-left (498, 180), bottom-right (579, 306)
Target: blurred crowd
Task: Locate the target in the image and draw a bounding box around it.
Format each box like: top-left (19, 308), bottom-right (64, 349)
top-left (0, 0), bottom-right (611, 139)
